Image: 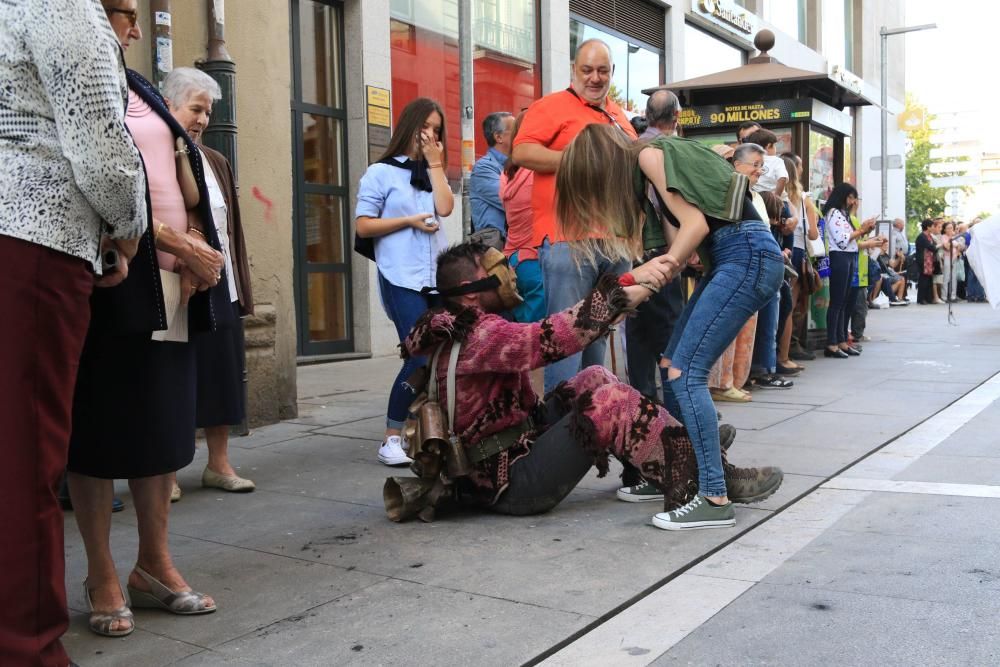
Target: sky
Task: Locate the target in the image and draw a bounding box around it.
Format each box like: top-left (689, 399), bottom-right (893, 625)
top-left (903, 0), bottom-right (997, 116)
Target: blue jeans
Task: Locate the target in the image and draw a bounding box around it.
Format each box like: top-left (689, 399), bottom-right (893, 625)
top-left (509, 251), bottom-right (546, 323)
top-left (826, 251), bottom-right (857, 345)
top-left (751, 291), bottom-right (780, 375)
top-left (662, 221), bottom-right (784, 497)
top-left (539, 239), bottom-right (631, 393)
top-left (378, 272), bottom-right (435, 429)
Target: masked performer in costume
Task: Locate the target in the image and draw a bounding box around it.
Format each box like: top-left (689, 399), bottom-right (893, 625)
top-left (384, 242), bottom-right (782, 524)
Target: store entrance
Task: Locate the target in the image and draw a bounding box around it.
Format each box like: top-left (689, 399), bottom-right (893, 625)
top-left (290, 0), bottom-right (353, 355)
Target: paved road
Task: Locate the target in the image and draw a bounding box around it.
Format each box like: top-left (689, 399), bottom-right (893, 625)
top-left (62, 301), bottom-right (1000, 666)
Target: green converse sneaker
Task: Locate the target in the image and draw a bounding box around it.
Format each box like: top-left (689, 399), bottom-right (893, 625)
top-left (616, 480), bottom-right (664, 503)
top-left (651, 495), bottom-right (735, 531)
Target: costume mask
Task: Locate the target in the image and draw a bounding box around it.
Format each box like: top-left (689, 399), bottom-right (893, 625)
top-left (422, 248), bottom-right (523, 310)
top-left (479, 247), bottom-right (523, 310)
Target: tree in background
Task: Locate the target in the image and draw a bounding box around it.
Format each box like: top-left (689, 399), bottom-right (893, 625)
top-left (903, 93), bottom-right (946, 239)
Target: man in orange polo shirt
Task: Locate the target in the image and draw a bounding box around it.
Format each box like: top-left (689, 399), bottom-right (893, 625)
top-left (512, 38), bottom-right (637, 392)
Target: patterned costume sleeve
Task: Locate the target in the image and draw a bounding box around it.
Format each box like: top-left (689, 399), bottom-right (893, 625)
top-left (403, 273), bottom-right (629, 371)
top-left (456, 273), bottom-right (628, 373)
top-left (25, 0), bottom-right (146, 239)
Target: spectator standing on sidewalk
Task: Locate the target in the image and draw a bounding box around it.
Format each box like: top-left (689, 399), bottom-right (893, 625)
top-left (890, 218), bottom-right (909, 269)
top-left (165, 67), bottom-right (256, 495)
top-left (626, 89), bottom-right (687, 403)
top-left (0, 1), bottom-right (146, 662)
top-left (915, 218), bottom-right (941, 304)
top-left (470, 111), bottom-right (514, 239)
top-left (823, 183), bottom-right (874, 357)
top-left (67, 0), bottom-right (231, 640)
top-left (782, 153), bottom-right (820, 362)
top-left (500, 112), bottom-right (545, 322)
top-left (512, 38), bottom-right (637, 393)
top-left (556, 123), bottom-right (785, 530)
top-left (356, 97), bottom-right (453, 466)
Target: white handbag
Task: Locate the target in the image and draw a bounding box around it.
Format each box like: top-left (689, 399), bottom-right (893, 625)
top-left (802, 198), bottom-right (827, 258)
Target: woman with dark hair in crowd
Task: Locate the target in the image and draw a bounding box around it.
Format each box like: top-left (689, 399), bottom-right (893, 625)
top-left (822, 183), bottom-right (874, 358)
top-left (355, 97), bottom-right (453, 466)
top-left (915, 218), bottom-right (941, 304)
top-left (67, 0), bottom-right (231, 638)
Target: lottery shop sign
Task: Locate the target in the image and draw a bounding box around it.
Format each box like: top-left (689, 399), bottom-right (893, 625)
top-left (678, 99), bottom-right (812, 130)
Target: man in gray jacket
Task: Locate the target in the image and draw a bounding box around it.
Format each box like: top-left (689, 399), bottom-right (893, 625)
top-left (0, 1), bottom-right (146, 664)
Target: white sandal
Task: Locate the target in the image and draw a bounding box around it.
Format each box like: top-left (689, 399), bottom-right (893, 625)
top-left (127, 566), bottom-right (217, 615)
top-left (84, 579), bottom-right (134, 637)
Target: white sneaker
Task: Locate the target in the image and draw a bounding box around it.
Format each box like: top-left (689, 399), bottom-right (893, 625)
top-left (377, 435), bottom-right (412, 466)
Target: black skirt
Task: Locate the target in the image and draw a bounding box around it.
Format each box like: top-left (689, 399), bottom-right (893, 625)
top-left (193, 301), bottom-right (245, 428)
top-left (68, 332), bottom-right (196, 480)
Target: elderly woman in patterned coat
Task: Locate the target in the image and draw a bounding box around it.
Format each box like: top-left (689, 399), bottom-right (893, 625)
top-left (65, 0), bottom-right (234, 639)
top-left (0, 1), bottom-right (146, 663)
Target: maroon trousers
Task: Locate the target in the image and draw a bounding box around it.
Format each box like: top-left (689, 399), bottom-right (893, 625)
top-left (0, 236), bottom-right (93, 667)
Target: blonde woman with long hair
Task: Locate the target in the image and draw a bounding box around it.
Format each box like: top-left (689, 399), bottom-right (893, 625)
top-left (556, 124), bottom-right (785, 530)
top-left (781, 153), bottom-right (819, 363)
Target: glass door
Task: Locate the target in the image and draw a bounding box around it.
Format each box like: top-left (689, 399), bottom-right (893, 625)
top-left (291, 0), bottom-right (353, 355)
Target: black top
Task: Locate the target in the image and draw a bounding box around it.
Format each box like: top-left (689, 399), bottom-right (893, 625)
top-left (651, 186), bottom-right (762, 233)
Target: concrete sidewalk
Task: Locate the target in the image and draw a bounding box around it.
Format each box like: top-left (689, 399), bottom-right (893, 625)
top-left (62, 301), bottom-right (1000, 666)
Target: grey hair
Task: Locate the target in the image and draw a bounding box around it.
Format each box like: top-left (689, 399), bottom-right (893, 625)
top-left (162, 67), bottom-right (222, 107)
top-left (482, 111), bottom-right (513, 147)
top-left (733, 143), bottom-right (765, 164)
top-left (645, 90), bottom-right (681, 128)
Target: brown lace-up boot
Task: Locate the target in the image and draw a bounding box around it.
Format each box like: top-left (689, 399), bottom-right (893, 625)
top-left (722, 455), bottom-right (784, 504)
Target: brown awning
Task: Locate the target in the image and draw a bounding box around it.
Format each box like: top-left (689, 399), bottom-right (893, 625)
top-left (643, 30), bottom-right (876, 109)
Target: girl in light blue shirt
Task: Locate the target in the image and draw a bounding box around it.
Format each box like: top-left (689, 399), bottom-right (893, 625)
top-left (356, 97), bottom-right (453, 466)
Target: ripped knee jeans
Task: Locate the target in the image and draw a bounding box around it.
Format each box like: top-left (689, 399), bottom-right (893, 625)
top-left (661, 221), bottom-right (784, 496)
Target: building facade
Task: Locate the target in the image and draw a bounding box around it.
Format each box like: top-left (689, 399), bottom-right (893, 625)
top-left (122, 0), bottom-right (905, 424)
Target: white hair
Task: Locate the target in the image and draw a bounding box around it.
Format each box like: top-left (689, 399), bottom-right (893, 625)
top-left (162, 67), bottom-right (222, 107)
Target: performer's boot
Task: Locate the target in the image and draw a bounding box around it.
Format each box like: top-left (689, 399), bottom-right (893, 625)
top-left (721, 447), bottom-right (784, 504)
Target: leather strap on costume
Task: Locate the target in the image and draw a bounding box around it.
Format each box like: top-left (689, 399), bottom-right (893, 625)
top-left (466, 418), bottom-right (534, 465)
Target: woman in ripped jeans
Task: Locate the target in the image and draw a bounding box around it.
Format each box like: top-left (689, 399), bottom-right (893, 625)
top-left (554, 125), bottom-right (785, 530)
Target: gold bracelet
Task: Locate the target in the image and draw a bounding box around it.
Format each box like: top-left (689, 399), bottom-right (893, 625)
top-left (154, 222), bottom-right (166, 241)
top-left (427, 163), bottom-right (442, 169)
top-left (188, 227), bottom-right (206, 238)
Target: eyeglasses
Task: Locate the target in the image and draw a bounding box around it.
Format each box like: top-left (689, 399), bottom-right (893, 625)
top-left (107, 8), bottom-right (139, 27)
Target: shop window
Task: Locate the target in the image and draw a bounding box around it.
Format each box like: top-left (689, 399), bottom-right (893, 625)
top-left (762, 0), bottom-right (804, 43)
top-left (683, 24), bottom-right (744, 80)
top-left (809, 128), bottom-right (835, 203)
top-left (822, 0), bottom-right (853, 72)
top-left (843, 134), bottom-right (853, 185)
top-left (389, 0), bottom-right (540, 173)
top-left (569, 19), bottom-right (663, 113)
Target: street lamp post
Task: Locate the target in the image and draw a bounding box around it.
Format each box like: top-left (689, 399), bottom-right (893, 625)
top-left (880, 23), bottom-right (936, 228)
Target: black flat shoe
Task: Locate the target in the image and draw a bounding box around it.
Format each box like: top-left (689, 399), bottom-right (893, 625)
top-left (824, 348), bottom-right (849, 359)
top-left (776, 363), bottom-right (802, 376)
top-left (844, 346), bottom-right (862, 356)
